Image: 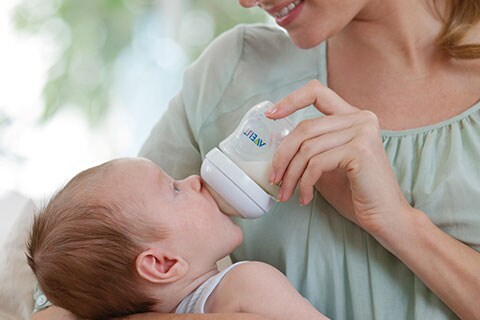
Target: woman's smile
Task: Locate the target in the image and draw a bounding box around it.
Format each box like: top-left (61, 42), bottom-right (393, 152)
top-left (262, 0), bottom-right (305, 27)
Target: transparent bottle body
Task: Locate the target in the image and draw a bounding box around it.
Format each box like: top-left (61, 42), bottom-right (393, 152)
top-left (219, 101), bottom-right (294, 198)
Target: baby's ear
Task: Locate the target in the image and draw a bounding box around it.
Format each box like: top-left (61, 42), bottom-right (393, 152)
top-left (136, 248), bottom-right (188, 284)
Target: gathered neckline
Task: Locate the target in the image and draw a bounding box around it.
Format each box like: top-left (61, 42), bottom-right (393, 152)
top-left (380, 102), bottom-right (480, 137)
top-left (319, 42), bottom-right (480, 138)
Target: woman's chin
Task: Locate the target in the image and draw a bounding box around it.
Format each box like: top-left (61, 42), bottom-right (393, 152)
top-left (289, 31), bottom-right (325, 49)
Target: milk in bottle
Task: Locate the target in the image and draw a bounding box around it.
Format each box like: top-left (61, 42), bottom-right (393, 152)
top-left (200, 101), bottom-right (295, 219)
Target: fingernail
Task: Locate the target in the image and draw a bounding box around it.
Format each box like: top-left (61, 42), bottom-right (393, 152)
top-left (264, 106), bottom-right (278, 117)
top-left (276, 189), bottom-right (283, 201)
top-left (268, 170), bottom-right (276, 184)
top-left (300, 196), bottom-right (307, 206)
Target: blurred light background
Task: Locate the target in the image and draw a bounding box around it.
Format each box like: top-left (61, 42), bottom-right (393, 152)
top-left (0, 0), bottom-right (271, 207)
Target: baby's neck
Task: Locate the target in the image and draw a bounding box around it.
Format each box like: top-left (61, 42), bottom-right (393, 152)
top-left (151, 266), bottom-right (219, 313)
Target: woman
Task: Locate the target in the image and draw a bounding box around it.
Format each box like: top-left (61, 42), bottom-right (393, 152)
top-left (34, 0), bottom-right (480, 319)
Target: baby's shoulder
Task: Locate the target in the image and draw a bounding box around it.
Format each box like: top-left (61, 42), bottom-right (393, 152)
top-left (206, 261), bottom-right (284, 313)
top-left (226, 261), bottom-right (281, 280)
top-left (205, 261), bottom-right (282, 313)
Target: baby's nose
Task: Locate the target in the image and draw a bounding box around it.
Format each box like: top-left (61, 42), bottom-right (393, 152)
top-left (186, 175), bottom-right (202, 192)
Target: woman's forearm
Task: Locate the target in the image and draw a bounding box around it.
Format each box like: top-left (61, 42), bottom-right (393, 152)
top-left (32, 307), bottom-right (268, 320)
top-left (122, 313), bottom-right (269, 320)
top-left (375, 207), bottom-right (480, 320)
top-left (32, 306), bottom-right (76, 320)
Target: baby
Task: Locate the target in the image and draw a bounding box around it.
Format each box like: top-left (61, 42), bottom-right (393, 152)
top-left (27, 158), bottom-right (328, 319)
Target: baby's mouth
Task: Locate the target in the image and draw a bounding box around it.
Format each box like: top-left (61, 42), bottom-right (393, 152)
top-left (204, 183), bottom-right (240, 217)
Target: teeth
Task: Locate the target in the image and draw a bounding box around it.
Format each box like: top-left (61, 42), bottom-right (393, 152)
top-left (277, 7), bottom-right (289, 17)
top-left (274, 0), bottom-right (302, 19)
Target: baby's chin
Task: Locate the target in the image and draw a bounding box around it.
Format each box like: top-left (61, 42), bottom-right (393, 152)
top-left (204, 183), bottom-right (241, 217)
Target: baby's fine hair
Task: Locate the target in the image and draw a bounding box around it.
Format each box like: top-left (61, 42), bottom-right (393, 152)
top-left (26, 161), bottom-right (163, 320)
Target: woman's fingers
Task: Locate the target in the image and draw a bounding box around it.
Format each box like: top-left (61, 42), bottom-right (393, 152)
top-left (276, 126), bottom-right (357, 202)
top-left (275, 110), bottom-right (381, 204)
top-left (297, 148), bottom-right (348, 205)
top-left (270, 112), bottom-right (367, 184)
top-left (265, 80), bottom-right (358, 119)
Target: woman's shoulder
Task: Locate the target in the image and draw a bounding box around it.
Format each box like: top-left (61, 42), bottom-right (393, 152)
top-left (240, 23), bottom-right (293, 46)
top-left (240, 24), bottom-right (324, 87)
top-left (188, 23), bottom-right (323, 80)
top-left (186, 23), bottom-right (324, 102)
top-left (233, 23), bottom-right (323, 77)
top-left (206, 23), bottom-right (294, 54)
top-left (180, 24), bottom-right (324, 149)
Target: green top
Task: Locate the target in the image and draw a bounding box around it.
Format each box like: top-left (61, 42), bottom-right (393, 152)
top-left (139, 24), bottom-right (480, 320)
top-left (34, 23), bottom-right (480, 319)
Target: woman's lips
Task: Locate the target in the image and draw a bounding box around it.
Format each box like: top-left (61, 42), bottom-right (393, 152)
top-left (265, 0), bottom-right (304, 27)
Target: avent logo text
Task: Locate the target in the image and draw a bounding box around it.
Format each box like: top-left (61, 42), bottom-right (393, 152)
top-left (242, 128), bottom-right (266, 147)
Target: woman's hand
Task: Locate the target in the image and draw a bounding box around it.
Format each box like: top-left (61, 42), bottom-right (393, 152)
top-left (266, 80), bottom-right (413, 235)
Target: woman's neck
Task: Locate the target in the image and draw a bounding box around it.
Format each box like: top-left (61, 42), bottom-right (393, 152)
top-left (325, 0), bottom-right (480, 130)
top-left (334, 0), bottom-right (449, 75)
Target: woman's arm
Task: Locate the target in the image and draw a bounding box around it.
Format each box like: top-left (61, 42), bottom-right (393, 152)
top-left (376, 207), bottom-right (480, 320)
top-left (32, 307), bottom-right (269, 320)
top-left (122, 313), bottom-right (269, 320)
top-left (32, 306), bottom-right (75, 320)
top-left (32, 306), bottom-right (268, 320)
top-left (266, 80), bottom-right (480, 320)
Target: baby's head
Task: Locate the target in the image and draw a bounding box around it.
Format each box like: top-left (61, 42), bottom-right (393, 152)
top-left (27, 158), bottom-right (243, 319)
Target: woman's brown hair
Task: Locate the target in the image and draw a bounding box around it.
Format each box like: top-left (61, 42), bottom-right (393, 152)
top-left (437, 0), bottom-right (480, 59)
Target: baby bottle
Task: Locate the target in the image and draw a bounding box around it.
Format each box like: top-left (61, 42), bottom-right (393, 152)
top-left (201, 101), bottom-right (295, 219)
